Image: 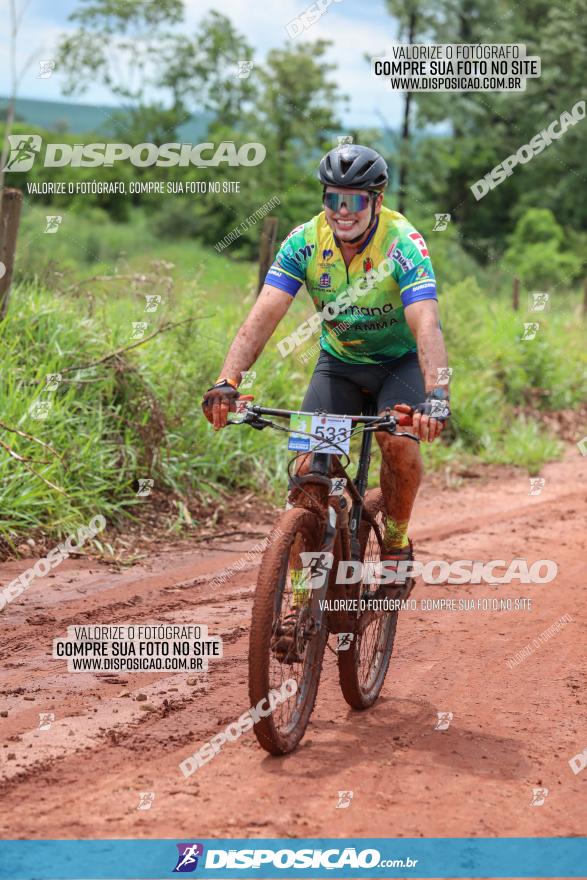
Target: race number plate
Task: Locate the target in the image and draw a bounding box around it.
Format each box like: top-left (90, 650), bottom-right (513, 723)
top-left (288, 414), bottom-right (352, 454)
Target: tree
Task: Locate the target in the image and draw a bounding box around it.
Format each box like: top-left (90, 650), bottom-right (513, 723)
top-left (159, 11), bottom-right (257, 131)
top-left (384, 0), bottom-right (436, 213)
top-left (56, 4), bottom-right (258, 144)
top-left (0, 0), bottom-right (42, 319)
top-left (504, 208), bottom-right (581, 288)
top-left (251, 40), bottom-right (346, 192)
top-left (56, 0), bottom-right (187, 141)
top-left (0, 0), bottom-right (42, 202)
top-left (170, 39), bottom-right (348, 257)
top-left (393, 0), bottom-right (587, 253)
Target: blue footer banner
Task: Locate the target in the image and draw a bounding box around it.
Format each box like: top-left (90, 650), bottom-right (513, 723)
top-left (0, 838), bottom-right (586, 879)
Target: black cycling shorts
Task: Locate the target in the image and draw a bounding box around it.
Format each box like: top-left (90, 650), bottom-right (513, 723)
top-left (300, 348), bottom-right (425, 416)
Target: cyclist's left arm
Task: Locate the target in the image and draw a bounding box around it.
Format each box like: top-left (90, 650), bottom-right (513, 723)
top-left (403, 299), bottom-right (449, 442)
top-left (389, 226), bottom-right (449, 441)
top-left (404, 298), bottom-right (448, 394)
top-left (389, 226), bottom-right (449, 394)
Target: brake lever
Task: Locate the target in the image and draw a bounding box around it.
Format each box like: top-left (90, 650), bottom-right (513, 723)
top-left (364, 416), bottom-right (397, 434)
top-left (247, 416), bottom-right (273, 431)
top-left (370, 424), bottom-right (420, 442)
top-left (226, 413), bottom-right (273, 431)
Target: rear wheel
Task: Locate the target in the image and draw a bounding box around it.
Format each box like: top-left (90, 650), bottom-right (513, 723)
top-left (248, 508), bottom-right (328, 754)
top-left (338, 489), bottom-right (398, 709)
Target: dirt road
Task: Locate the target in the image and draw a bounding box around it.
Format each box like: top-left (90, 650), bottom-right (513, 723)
top-left (0, 451), bottom-right (585, 841)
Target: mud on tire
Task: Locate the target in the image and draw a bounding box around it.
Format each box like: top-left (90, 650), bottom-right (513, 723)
top-left (248, 508), bottom-right (328, 754)
top-left (337, 488), bottom-right (399, 709)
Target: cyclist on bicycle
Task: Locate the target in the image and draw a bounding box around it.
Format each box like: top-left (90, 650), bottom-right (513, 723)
top-left (202, 143), bottom-right (450, 567)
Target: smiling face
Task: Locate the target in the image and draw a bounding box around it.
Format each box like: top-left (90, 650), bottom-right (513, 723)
top-left (323, 186), bottom-right (384, 242)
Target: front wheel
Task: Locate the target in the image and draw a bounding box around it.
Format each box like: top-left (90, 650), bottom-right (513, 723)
top-left (248, 508), bottom-right (329, 754)
top-left (338, 489), bottom-right (399, 709)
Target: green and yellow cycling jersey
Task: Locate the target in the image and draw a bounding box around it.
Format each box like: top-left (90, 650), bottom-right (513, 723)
top-left (265, 206), bottom-right (437, 364)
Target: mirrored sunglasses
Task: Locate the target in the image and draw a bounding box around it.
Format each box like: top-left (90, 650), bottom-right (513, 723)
top-left (323, 192), bottom-right (371, 213)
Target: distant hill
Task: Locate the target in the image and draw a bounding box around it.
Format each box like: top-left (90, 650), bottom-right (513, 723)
top-left (0, 95), bottom-right (212, 141)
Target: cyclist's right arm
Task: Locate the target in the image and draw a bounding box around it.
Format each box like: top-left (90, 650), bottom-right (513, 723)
top-left (203, 224), bottom-right (311, 430)
top-left (217, 223), bottom-right (310, 389)
top-left (202, 284), bottom-right (294, 430)
top-left (218, 283), bottom-right (294, 387)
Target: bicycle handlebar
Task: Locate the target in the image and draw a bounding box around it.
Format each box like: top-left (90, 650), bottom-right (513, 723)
top-left (228, 398), bottom-right (418, 441)
top-left (246, 403), bottom-right (406, 425)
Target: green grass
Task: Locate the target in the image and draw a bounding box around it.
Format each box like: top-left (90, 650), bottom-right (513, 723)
top-left (1, 223), bottom-right (585, 545)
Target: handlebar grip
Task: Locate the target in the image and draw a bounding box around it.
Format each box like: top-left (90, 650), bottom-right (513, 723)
top-left (385, 404), bottom-right (414, 427)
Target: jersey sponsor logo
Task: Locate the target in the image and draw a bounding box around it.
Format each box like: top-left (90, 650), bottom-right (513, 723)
top-left (408, 231), bottom-right (429, 257)
top-left (363, 256), bottom-right (374, 273)
top-left (322, 248), bottom-right (334, 259)
top-left (349, 315), bottom-right (400, 332)
top-left (267, 267), bottom-right (289, 282)
top-left (415, 266), bottom-right (430, 280)
top-left (293, 243), bottom-right (315, 263)
top-left (319, 299), bottom-right (396, 318)
top-left (410, 281), bottom-right (436, 294)
top-left (319, 272), bottom-right (331, 288)
top-left (389, 245), bottom-right (414, 274)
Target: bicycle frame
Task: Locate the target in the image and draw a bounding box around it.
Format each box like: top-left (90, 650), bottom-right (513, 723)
top-left (229, 400), bottom-right (419, 633)
top-left (229, 400), bottom-right (421, 747)
top-left (235, 400), bottom-right (409, 558)
top-left (305, 400), bottom-right (378, 562)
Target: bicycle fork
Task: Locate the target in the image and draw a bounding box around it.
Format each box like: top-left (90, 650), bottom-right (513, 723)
top-left (300, 452), bottom-right (339, 631)
top-left (349, 413), bottom-right (375, 560)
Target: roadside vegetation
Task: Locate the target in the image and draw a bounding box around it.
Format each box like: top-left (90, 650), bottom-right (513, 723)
top-left (1, 202), bottom-right (585, 546)
top-left (1, 0), bottom-right (586, 544)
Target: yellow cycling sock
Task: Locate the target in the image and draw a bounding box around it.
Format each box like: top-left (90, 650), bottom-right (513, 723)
top-left (291, 567), bottom-right (310, 607)
top-left (382, 517), bottom-right (410, 552)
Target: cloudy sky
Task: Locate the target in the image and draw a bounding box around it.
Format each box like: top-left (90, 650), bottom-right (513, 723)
top-left (0, 0), bottom-right (404, 128)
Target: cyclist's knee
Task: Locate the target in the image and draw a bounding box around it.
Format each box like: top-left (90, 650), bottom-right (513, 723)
top-left (377, 430), bottom-right (421, 464)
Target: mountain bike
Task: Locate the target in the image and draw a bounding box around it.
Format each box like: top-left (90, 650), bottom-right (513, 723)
top-left (228, 397), bottom-right (419, 755)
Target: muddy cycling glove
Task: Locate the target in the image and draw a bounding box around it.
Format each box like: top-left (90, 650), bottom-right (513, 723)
top-left (415, 388), bottom-right (451, 421)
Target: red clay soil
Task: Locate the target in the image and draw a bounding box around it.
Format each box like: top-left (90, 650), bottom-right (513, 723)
top-left (0, 449), bottom-right (585, 847)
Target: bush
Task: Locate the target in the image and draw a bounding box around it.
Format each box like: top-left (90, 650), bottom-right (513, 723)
top-left (503, 208), bottom-right (582, 289)
top-left (1, 244), bottom-right (585, 544)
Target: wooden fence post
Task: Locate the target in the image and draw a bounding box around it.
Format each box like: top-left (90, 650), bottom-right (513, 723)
top-left (0, 188), bottom-right (24, 320)
top-left (257, 216), bottom-right (279, 296)
top-left (512, 277), bottom-right (520, 311)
